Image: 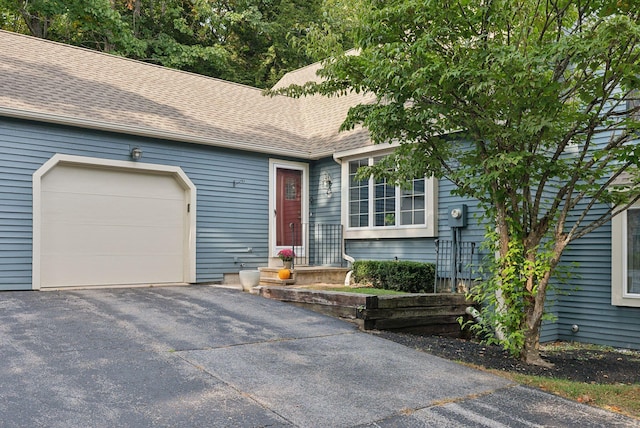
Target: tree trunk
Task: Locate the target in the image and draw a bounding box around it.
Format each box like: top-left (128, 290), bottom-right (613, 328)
top-left (522, 305), bottom-right (554, 367)
top-left (520, 238), bottom-right (567, 367)
top-left (21, 13), bottom-right (49, 39)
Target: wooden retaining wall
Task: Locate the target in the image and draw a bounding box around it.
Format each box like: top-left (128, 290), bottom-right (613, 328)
top-left (258, 287), bottom-right (475, 337)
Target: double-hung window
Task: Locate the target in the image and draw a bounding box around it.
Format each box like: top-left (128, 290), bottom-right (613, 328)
top-left (612, 203), bottom-right (640, 306)
top-left (343, 154), bottom-right (437, 239)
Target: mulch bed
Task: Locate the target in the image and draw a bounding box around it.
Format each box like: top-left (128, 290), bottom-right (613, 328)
top-left (375, 331), bottom-right (640, 385)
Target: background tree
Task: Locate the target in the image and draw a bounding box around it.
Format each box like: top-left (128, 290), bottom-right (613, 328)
top-left (0, 0), bottom-right (140, 51)
top-left (290, 0), bottom-right (362, 60)
top-left (0, 0), bottom-right (328, 88)
top-left (276, 0), bottom-right (640, 365)
top-left (0, 0), bottom-right (240, 79)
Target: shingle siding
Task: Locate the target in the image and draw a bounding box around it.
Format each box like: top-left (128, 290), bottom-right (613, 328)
top-left (0, 117), bottom-right (293, 289)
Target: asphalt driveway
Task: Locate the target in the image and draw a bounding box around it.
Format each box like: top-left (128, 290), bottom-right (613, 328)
top-left (0, 285), bottom-right (636, 427)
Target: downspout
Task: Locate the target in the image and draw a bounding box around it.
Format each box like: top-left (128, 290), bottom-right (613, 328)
top-left (342, 233), bottom-right (355, 286)
top-left (465, 306), bottom-right (482, 323)
top-left (333, 153), bottom-right (355, 286)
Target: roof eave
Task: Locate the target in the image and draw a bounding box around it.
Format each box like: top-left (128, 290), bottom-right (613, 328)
top-left (0, 107), bottom-right (315, 159)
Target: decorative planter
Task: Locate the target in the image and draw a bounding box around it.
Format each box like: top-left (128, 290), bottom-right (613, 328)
top-left (238, 270), bottom-right (260, 291)
top-left (282, 260), bottom-right (292, 269)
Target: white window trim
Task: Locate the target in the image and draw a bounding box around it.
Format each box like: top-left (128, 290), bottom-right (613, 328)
top-left (612, 203), bottom-right (640, 307)
top-left (338, 149), bottom-right (438, 240)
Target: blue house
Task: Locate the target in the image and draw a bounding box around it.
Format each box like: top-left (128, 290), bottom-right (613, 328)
top-left (1, 30), bottom-right (639, 351)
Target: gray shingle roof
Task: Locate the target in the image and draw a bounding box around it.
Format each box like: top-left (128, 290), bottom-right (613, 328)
top-left (0, 30), bottom-right (372, 159)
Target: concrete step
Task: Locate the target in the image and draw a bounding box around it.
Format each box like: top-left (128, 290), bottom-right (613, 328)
top-left (259, 277), bottom-right (296, 286)
top-left (258, 266), bottom-right (350, 286)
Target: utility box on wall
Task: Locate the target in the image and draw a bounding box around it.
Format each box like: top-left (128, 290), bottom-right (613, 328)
top-left (448, 204), bottom-right (467, 228)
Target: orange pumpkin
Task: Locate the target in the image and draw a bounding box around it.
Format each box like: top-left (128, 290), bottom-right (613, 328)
top-left (278, 268), bottom-right (291, 280)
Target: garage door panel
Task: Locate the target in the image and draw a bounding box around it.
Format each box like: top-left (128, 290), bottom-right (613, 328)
top-left (40, 163), bottom-right (189, 288)
top-left (42, 224), bottom-right (183, 256)
top-left (41, 254), bottom-right (184, 287)
top-left (43, 190), bottom-right (184, 227)
top-left (44, 166), bottom-right (185, 198)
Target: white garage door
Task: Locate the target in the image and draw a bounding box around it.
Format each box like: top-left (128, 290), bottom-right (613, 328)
top-left (38, 162), bottom-right (190, 288)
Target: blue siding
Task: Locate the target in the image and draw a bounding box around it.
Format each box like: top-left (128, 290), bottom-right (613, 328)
top-left (437, 179), bottom-right (487, 243)
top-left (308, 158), bottom-right (342, 265)
top-left (432, 187), bottom-right (640, 349)
top-left (0, 117), bottom-right (302, 289)
top-left (554, 210), bottom-right (640, 350)
top-left (310, 158), bottom-right (341, 224)
top-left (346, 238), bottom-right (437, 262)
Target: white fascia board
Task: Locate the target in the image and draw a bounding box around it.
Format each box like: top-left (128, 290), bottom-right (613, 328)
top-left (333, 141), bottom-right (402, 162)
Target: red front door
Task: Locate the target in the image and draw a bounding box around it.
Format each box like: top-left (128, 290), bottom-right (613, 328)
top-left (276, 168), bottom-right (302, 247)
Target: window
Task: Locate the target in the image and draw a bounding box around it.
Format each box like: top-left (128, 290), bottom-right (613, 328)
top-left (400, 179), bottom-right (426, 225)
top-left (343, 155), bottom-right (436, 239)
top-left (627, 209), bottom-right (640, 295)
top-left (285, 177), bottom-right (299, 200)
top-left (349, 159), bottom-right (369, 228)
top-left (627, 89), bottom-right (640, 121)
top-left (612, 203), bottom-right (640, 307)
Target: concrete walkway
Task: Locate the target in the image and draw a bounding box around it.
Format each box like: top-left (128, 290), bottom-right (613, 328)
top-left (0, 285), bottom-right (636, 427)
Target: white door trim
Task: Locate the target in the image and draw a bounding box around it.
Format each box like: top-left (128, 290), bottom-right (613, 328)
top-left (268, 159), bottom-right (309, 266)
top-left (32, 154), bottom-right (197, 290)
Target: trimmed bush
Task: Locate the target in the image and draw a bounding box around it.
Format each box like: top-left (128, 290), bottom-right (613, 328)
top-left (351, 260), bottom-right (436, 293)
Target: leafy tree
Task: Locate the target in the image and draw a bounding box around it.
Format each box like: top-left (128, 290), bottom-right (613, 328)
top-left (0, 0), bottom-right (328, 88)
top-left (290, 0), bottom-right (362, 60)
top-left (212, 0), bottom-right (325, 87)
top-left (115, 0), bottom-right (231, 78)
top-left (0, 0), bottom-right (141, 52)
top-left (276, 0), bottom-right (640, 365)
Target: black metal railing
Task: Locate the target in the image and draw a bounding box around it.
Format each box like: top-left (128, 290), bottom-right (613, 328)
top-left (434, 239), bottom-right (478, 293)
top-left (288, 223), bottom-right (345, 268)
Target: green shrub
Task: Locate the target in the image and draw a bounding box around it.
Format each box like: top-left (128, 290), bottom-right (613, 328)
top-left (351, 260), bottom-right (435, 293)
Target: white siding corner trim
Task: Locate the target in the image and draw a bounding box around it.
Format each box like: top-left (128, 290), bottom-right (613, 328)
top-left (32, 154), bottom-right (196, 289)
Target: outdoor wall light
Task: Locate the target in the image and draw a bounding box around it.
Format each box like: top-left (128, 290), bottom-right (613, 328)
top-left (322, 172), bottom-right (333, 197)
top-left (130, 147), bottom-right (143, 161)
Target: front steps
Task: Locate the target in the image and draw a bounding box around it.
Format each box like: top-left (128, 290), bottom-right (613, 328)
top-left (258, 266), bottom-right (350, 287)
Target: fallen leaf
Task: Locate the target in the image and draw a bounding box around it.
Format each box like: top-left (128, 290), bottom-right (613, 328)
top-left (577, 395), bottom-right (592, 404)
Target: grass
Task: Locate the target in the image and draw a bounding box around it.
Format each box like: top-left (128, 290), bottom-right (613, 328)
top-left (496, 371), bottom-right (640, 419)
top-left (300, 285), bottom-right (408, 295)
